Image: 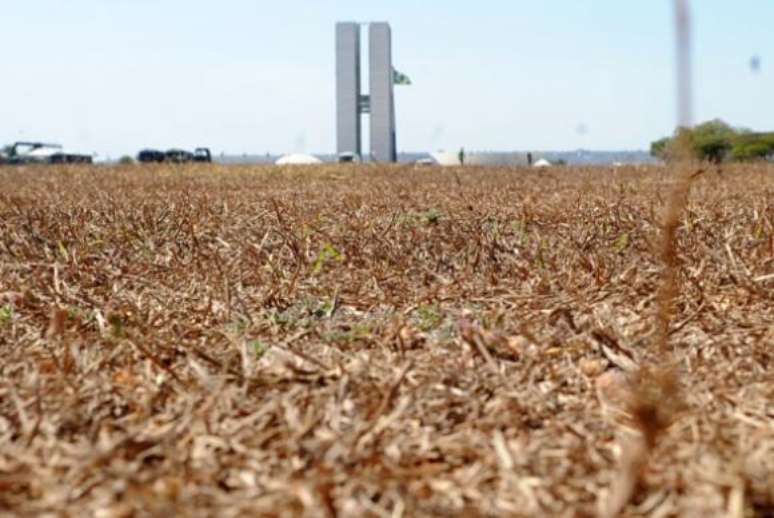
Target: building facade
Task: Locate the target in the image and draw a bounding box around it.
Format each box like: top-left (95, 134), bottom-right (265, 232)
top-left (335, 22), bottom-right (361, 158)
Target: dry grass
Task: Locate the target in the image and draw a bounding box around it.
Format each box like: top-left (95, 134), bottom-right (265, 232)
top-left (0, 163), bottom-right (772, 516)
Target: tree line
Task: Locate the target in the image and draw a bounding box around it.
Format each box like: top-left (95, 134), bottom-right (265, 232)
top-left (651, 119), bottom-right (774, 163)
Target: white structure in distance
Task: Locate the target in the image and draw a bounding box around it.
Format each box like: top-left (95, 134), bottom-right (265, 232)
top-left (429, 151), bottom-right (536, 167)
top-left (533, 158), bottom-right (552, 168)
top-left (275, 153), bottom-right (323, 165)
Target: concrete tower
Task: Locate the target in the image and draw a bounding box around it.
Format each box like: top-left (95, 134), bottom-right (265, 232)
top-left (335, 22), bottom-right (361, 158)
top-left (368, 23), bottom-right (396, 162)
top-left (335, 22), bottom-right (397, 162)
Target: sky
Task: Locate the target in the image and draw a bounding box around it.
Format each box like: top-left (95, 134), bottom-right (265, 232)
top-left (1, 1), bottom-right (772, 159)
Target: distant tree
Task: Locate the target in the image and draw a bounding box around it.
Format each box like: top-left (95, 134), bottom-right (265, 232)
top-left (730, 132), bottom-right (774, 161)
top-left (650, 137), bottom-right (672, 160)
top-left (118, 155), bottom-right (135, 165)
top-left (731, 142), bottom-right (771, 161)
top-left (690, 119), bottom-right (734, 162)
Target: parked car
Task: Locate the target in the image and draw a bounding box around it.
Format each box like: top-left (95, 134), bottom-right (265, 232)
top-left (50, 152), bottom-right (93, 164)
top-left (137, 147), bottom-right (212, 164)
top-left (193, 148), bottom-right (212, 162)
top-left (337, 151), bottom-right (361, 163)
top-left (164, 149), bottom-right (195, 163)
top-left (137, 149), bottom-right (166, 163)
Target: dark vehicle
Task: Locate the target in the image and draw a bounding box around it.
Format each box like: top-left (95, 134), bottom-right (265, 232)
top-left (50, 153), bottom-right (93, 164)
top-left (165, 149), bottom-right (195, 163)
top-left (337, 151), bottom-right (361, 163)
top-left (137, 147), bottom-right (212, 164)
top-left (193, 147), bottom-right (212, 162)
top-left (137, 149), bottom-right (166, 163)
top-left (0, 142), bottom-right (92, 165)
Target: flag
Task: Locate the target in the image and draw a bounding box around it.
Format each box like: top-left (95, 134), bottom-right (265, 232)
top-left (393, 68), bottom-right (412, 85)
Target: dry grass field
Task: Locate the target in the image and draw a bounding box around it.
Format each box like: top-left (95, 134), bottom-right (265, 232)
top-left (0, 163), bottom-right (772, 517)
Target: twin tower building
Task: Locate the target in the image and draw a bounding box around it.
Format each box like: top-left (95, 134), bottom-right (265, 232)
top-left (336, 22), bottom-right (397, 162)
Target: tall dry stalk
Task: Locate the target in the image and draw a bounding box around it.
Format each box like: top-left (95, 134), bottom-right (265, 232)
top-left (602, 2), bottom-right (695, 516)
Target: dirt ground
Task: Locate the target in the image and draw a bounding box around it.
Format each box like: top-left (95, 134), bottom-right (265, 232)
top-left (0, 163), bottom-right (772, 517)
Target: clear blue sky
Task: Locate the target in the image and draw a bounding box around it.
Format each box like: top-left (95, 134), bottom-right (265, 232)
top-left (1, 1), bottom-right (772, 158)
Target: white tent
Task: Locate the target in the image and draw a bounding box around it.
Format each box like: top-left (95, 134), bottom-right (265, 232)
top-left (430, 151), bottom-right (531, 166)
top-left (429, 151), bottom-right (461, 166)
top-left (275, 153), bottom-right (323, 165)
top-left (533, 158), bottom-right (552, 168)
